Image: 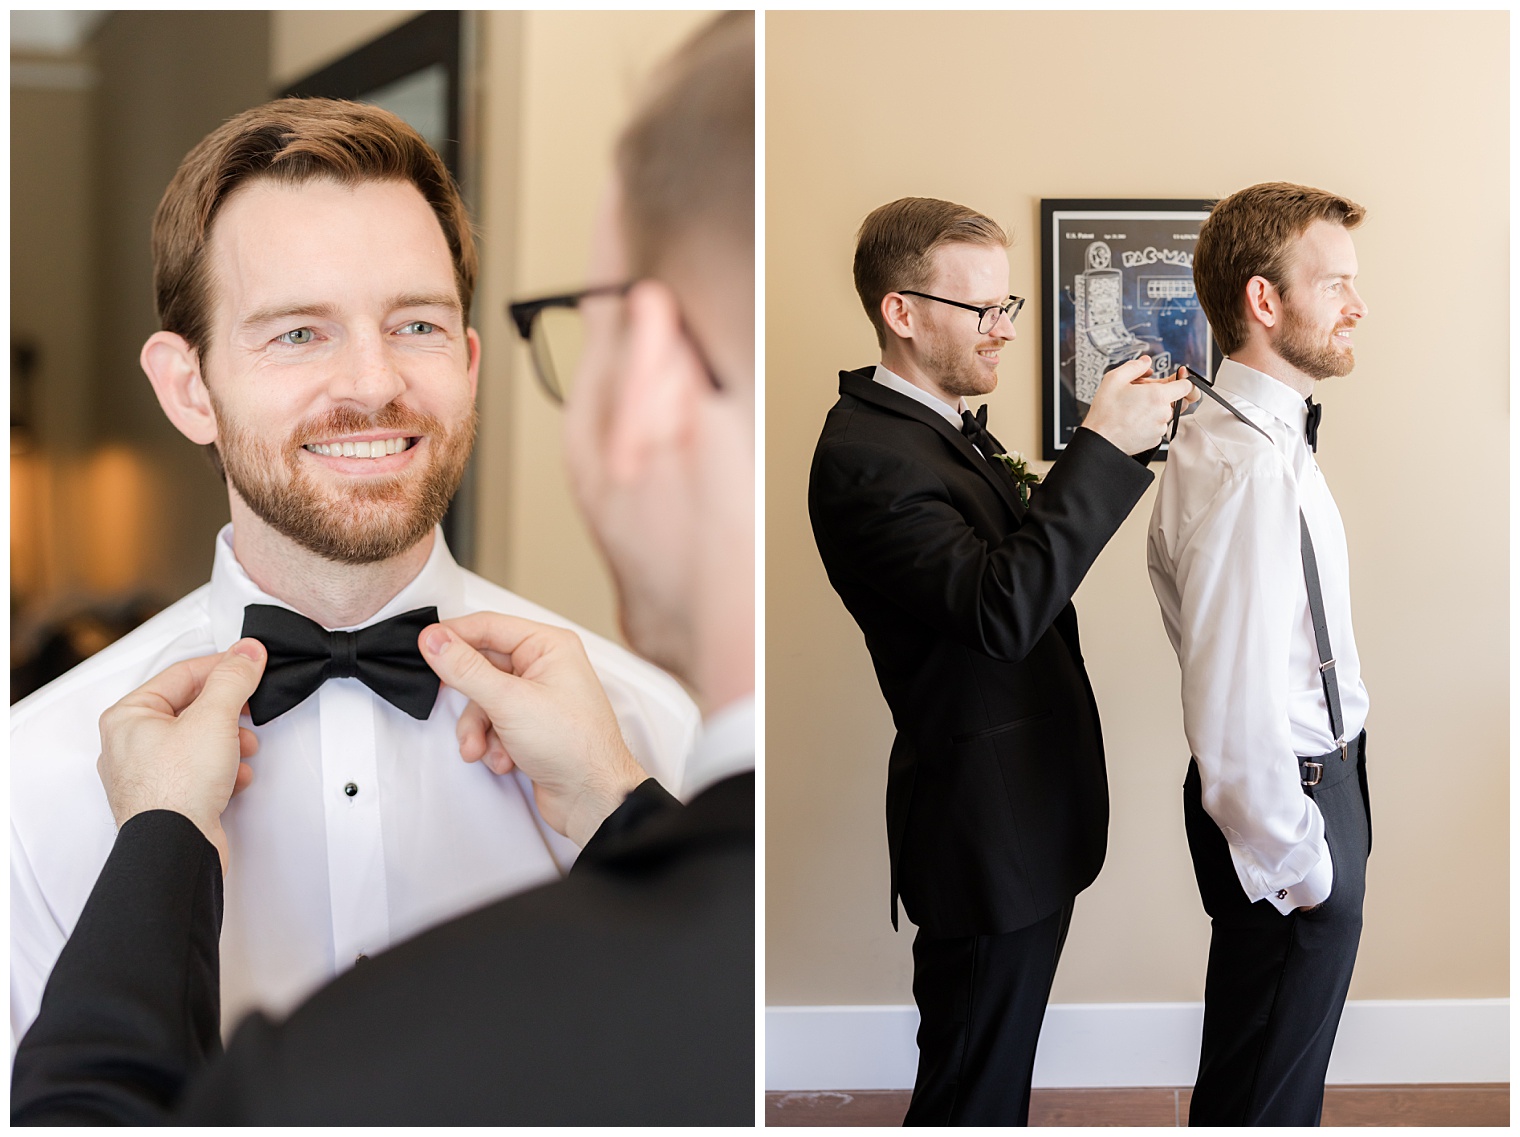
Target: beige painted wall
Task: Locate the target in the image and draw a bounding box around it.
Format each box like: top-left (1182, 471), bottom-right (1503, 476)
top-left (766, 11), bottom-right (1508, 1007)
top-left (270, 10), bottom-right (418, 89)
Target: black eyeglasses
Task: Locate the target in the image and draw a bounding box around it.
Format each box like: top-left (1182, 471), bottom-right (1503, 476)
top-left (898, 291), bottom-right (1025, 335)
top-left (507, 283), bottom-right (633, 404)
top-left (508, 281), bottom-right (724, 404)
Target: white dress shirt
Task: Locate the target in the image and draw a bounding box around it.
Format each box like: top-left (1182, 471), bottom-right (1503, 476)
top-left (1147, 359), bottom-right (1369, 914)
top-left (684, 694), bottom-right (755, 796)
top-left (11, 524), bottom-right (700, 1046)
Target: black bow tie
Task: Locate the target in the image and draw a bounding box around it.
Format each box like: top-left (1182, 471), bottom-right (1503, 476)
top-left (1305, 397), bottom-right (1322, 452)
top-left (962, 405), bottom-right (1028, 510)
top-left (961, 404), bottom-right (995, 448)
top-left (241, 604), bottom-right (441, 726)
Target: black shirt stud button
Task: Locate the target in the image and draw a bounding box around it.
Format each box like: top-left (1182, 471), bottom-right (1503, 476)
top-left (344, 782), bottom-right (359, 798)
top-left (355, 953), bottom-right (369, 964)
top-left (1277, 889), bottom-right (1288, 900)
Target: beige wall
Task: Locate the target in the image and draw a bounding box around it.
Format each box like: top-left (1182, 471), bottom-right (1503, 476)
top-left (270, 10), bottom-right (418, 89)
top-left (471, 10), bottom-right (714, 641)
top-left (766, 11), bottom-right (1508, 1007)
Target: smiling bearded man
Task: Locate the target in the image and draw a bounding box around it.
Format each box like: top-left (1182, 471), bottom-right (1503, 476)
top-left (1148, 182), bottom-right (1372, 1126)
top-left (9, 99), bottom-right (700, 1049)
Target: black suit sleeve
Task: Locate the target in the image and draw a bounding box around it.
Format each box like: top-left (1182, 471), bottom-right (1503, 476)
top-left (575, 777), bottom-right (681, 867)
top-left (810, 425), bottom-right (1152, 663)
top-left (11, 810), bottom-right (224, 1126)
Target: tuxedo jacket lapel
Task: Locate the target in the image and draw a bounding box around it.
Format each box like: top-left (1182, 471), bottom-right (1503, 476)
top-left (839, 370), bottom-right (1026, 521)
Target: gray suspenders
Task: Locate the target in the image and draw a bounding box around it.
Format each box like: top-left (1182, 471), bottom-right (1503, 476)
top-left (1183, 377), bottom-right (1348, 784)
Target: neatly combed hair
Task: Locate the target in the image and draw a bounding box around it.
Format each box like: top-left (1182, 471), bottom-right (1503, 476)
top-left (853, 198), bottom-right (1010, 348)
top-left (616, 12), bottom-right (754, 287)
top-left (151, 97), bottom-right (478, 360)
top-left (1195, 181), bottom-right (1365, 354)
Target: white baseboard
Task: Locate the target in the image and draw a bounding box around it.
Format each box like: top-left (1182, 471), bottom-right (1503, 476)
top-left (764, 999), bottom-right (1509, 1090)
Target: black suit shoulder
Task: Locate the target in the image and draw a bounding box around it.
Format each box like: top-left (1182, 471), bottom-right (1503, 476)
top-left (810, 367), bottom-right (1153, 666)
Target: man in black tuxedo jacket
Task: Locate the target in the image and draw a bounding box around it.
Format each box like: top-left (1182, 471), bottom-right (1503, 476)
top-left (12, 12), bottom-right (754, 1126)
top-left (809, 197), bottom-right (1193, 1125)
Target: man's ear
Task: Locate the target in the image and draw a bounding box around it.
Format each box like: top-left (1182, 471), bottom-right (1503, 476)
top-left (465, 326), bottom-right (482, 400)
top-left (604, 279), bottom-right (705, 484)
top-left (141, 332), bottom-right (218, 445)
top-left (879, 291), bottom-right (915, 342)
top-left (1243, 275), bottom-right (1282, 331)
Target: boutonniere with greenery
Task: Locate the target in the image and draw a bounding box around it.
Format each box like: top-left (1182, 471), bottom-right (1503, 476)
top-left (994, 451), bottom-right (1041, 507)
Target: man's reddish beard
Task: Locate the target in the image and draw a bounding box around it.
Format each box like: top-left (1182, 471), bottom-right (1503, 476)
top-left (1274, 299), bottom-right (1355, 381)
top-left (211, 397), bottom-right (478, 565)
top-left (921, 328), bottom-right (1002, 399)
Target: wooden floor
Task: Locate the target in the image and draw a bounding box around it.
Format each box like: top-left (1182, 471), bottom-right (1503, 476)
top-left (765, 1085), bottom-right (1510, 1126)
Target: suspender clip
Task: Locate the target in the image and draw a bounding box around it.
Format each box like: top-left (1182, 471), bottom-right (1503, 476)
top-left (1338, 738), bottom-right (1348, 762)
top-left (1302, 761), bottom-right (1323, 787)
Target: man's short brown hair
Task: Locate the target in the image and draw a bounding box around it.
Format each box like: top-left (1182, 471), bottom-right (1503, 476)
top-left (853, 198), bottom-right (1010, 348)
top-left (152, 96), bottom-right (477, 361)
top-left (616, 12), bottom-right (754, 295)
top-left (1194, 182), bottom-right (1365, 354)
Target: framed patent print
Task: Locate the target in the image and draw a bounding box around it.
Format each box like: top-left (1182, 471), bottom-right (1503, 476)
top-left (1040, 199), bottom-right (1220, 459)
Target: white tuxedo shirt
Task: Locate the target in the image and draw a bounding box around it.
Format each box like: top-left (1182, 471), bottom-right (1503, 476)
top-left (1148, 359), bottom-right (1369, 913)
top-left (11, 524), bottom-right (700, 1046)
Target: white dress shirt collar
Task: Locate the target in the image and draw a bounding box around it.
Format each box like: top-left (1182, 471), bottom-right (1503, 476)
top-left (872, 364), bottom-right (968, 429)
top-left (1213, 358), bottom-right (1311, 440)
top-left (684, 693), bottom-right (755, 797)
top-left (209, 523), bottom-right (464, 649)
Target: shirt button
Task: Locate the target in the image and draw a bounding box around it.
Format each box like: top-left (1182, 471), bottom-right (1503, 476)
top-left (343, 782), bottom-right (359, 798)
top-left (355, 953), bottom-right (369, 964)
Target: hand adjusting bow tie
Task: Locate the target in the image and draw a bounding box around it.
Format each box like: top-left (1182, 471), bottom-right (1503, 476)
top-left (241, 604), bottom-right (441, 726)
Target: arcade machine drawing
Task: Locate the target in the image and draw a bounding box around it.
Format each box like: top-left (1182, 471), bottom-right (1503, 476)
top-left (1072, 239), bottom-right (1171, 404)
top-left (1041, 199), bottom-right (1216, 459)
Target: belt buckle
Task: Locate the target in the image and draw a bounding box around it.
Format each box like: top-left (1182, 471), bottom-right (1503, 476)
top-left (1302, 761), bottom-right (1323, 787)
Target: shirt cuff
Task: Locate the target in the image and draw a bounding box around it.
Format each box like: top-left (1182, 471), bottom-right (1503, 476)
top-left (1264, 838), bottom-right (1334, 914)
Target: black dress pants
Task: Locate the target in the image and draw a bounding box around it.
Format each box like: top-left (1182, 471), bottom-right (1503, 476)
top-left (1183, 732), bottom-right (1371, 1126)
top-left (903, 901), bottom-right (1074, 1127)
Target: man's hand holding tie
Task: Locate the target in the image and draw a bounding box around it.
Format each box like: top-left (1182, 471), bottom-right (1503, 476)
top-left (1081, 355), bottom-right (1198, 455)
top-left (95, 639), bottom-right (268, 875)
top-left (420, 614), bottom-right (650, 847)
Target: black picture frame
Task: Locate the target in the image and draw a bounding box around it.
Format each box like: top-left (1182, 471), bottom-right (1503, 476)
top-left (280, 11), bottom-right (478, 566)
top-left (280, 11), bottom-right (462, 172)
top-left (1040, 198), bottom-right (1219, 460)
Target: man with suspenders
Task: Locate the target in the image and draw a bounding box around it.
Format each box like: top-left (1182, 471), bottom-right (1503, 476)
top-left (1147, 182), bottom-right (1373, 1126)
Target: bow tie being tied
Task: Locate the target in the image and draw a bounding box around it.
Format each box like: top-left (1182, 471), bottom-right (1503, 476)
top-left (241, 604), bottom-right (441, 726)
top-left (961, 404), bottom-right (993, 446)
top-left (1304, 396), bottom-right (1322, 452)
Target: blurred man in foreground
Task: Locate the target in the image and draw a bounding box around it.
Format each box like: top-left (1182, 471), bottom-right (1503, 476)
top-left (12, 12), bottom-right (754, 1125)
